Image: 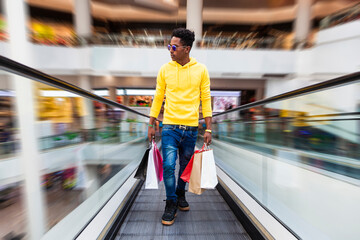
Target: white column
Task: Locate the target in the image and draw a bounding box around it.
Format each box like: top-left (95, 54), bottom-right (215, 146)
top-left (79, 75), bottom-right (95, 130)
top-left (74, 0), bottom-right (95, 130)
top-left (4, 0), bottom-right (46, 239)
top-left (186, 0), bottom-right (203, 47)
top-left (108, 86), bottom-right (117, 102)
top-left (255, 87), bottom-right (264, 101)
top-left (293, 0), bottom-right (313, 48)
top-left (74, 0), bottom-right (92, 38)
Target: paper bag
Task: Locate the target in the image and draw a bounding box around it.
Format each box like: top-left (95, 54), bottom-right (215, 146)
top-left (200, 149), bottom-right (218, 189)
top-left (188, 152), bottom-right (205, 195)
top-left (145, 145), bottom-right (158, 189)
top-left (180, 150), bottom-right (201, 183)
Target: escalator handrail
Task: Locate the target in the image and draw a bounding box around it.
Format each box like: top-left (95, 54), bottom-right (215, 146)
top-left (1, 55), bottom-right (359, 121)
top-left (0, 55), bottom-right (150, 118)
top-left (211, 71), bottom-right (360, 118)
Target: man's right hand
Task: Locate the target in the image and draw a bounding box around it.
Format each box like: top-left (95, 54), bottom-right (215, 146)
top-left (148, 125), bottom-right (155, 142)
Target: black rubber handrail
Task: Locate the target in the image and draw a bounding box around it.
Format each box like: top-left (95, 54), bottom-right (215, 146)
top-left (0, 55), bottom-right (149, 118)
top-left (212, 71), bottom-right (360, 118)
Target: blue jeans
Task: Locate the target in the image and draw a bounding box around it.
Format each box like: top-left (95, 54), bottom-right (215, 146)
top-left (161, 124), bottom-right (198, 201)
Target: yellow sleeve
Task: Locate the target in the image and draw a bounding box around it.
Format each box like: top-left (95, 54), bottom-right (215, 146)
top-left (200, 66), bottom-right (212, 118)
top-left (150, 67), bottom-right (166, 118)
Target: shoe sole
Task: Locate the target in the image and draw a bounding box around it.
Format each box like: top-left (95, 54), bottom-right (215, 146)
top-left (161, 213), bottom-right (177, 226)
top-left (178, 206), bottom-right (190, 211)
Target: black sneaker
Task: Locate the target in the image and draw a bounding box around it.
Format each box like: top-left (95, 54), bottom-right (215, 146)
top-left (176, 189), bottom-right (190, 211)
top-left (161, 200), bottom-right (178, 225)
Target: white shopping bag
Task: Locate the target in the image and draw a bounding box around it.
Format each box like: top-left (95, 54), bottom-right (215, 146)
top-left (145, 144), bottom-right (158, 189)
top-left (200, 149), bottom-right (218, 189)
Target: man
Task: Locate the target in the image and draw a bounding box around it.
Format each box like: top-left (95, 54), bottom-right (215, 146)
top-left (148, 28), bottom-right (212, 226)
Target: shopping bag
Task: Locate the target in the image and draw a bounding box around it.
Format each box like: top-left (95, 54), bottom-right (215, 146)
top-left (180, 149), bottom-right (201, 183)
top-left (145, 143), bottom-right (158, 189)
top-left (134, 148), bottom-right (150, 180)
top-left (200, 148), bottom-right (218, 189)
top-left (188, 151), bottom-right (205, 195)
top-left (153, 141), bottom-right (163, 182)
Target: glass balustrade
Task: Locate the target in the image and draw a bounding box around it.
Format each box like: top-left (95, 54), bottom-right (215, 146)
top-left (203, 79), bottom-right (360, 240)
top-left (0, 71), bottom-right (148, 239)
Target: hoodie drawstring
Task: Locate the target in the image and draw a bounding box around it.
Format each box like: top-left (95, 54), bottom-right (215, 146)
top-left (187, 65), bottom-right (191, 88)
top-left (177, 64), bottom-right (179, 87)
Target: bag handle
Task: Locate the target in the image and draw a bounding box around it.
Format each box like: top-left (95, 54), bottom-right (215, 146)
top-left (200, 143), bottom-right (212, 152)
top-left (199, 143), bottom-right (207, 152)
top-left (152, 139), bottom-right (158, 150)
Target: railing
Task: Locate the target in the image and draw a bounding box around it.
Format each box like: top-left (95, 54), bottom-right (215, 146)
top-left (320, 3), bottom-right (360, 29)
top-left (14, 32), bottom-right (295, 50)
top-left (199, 71), bottom-right (360, 239)
top-left (77, 33), bottom-right (293, 50)
top-left (0, 55), bottom-right (149, 239)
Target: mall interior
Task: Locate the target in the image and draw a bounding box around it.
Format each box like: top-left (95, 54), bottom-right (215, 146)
top-left (0, 0), bottom-right (359, 239)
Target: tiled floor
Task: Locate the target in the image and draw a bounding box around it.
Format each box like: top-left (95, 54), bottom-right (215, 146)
top-left (115, 181), bottom-right (252, 240)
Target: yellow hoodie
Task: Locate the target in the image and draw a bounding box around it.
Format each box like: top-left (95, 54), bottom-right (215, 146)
top-left (150, 57), bottom-right (212, 126)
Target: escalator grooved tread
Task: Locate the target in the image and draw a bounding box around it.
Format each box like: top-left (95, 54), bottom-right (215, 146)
top-left (115, 181), bottom-right (252, 240)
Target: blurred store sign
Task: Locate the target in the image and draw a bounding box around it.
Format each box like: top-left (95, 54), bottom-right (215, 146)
top-left (40, 90), bottom-right (78, 97)
top-left (211, 91), bottom-right (241, 97)
top-left (0, 90), bottom-right (14, 97)
top-left (126, 89), bottom-right (155, 96)
top-left (93, 89), bottom-right (109, 97)
top-left (93, 89), bottom-right (153, 96)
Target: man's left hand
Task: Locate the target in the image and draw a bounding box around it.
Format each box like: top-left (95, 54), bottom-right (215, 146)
top-left (204, 132), bottom-right (212, 145)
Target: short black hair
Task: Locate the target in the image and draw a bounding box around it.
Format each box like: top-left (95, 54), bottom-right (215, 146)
top-left (171, 28), bottom-right (195, 48)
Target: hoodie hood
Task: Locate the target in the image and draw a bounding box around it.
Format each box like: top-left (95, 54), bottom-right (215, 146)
top-left (169, 57), bottom-right (197, 67)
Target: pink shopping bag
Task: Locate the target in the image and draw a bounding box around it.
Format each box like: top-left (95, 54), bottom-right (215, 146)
top-left (153, 140), bottom-right (163, 182)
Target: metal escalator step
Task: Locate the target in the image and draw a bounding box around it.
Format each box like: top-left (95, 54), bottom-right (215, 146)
top-left (116, 185), bottom-right (252, 240)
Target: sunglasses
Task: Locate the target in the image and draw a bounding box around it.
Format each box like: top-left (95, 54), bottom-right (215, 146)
top-left (167, 44), bottom-right (186, 51)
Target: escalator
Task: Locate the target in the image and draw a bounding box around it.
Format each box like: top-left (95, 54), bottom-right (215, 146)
top-left (0, 56), bottom-right (359, 240)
